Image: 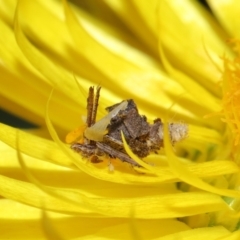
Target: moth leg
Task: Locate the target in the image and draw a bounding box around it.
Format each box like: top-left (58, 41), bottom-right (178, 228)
top-left (96, 142), bottom-right (141, 167)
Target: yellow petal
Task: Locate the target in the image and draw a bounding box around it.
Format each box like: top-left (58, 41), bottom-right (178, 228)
top-left (158, 22), bottom-right (220, 112)
top-left (208, 0), bottom-right (240, 38)
top-left (0, 200), bottom-right (191, 240)
top-left (103, 0), bottom-right (158, 55)
top-left (105, 0), bottom-right (231, 96)
top-left (0, 174), bottom-right (95, 214)
top-left (0, 123), bottom-right (74, 167)
top-left (158, 226), bottom-right (230, 240)
top-left (0, 14), bottom-right (84, 129)
top-left (216, 231), bottom-right (240, 240)
top-left (41, 211), bottom-right (64, 240)
top-left (14, 1), bottom-right (88, 105)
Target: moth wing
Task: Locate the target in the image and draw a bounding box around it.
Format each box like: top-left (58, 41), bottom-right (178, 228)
top-left (84, 100), bottom-right (128, 141)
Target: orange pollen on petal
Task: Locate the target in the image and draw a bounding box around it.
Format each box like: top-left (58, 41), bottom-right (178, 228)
top-left (221, 39), bottom-right (240, 146)
top-left (65, 124), bottom-right (87, 144)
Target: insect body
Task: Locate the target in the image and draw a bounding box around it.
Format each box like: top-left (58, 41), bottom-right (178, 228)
top-left (68, 86), bottom-right (188, 167)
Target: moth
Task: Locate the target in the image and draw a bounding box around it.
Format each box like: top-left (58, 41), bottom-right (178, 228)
top-left (66, 86), bottom-right (188, 167)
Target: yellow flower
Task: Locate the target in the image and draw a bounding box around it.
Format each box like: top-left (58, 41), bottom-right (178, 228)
top-left (1, 0), bottom-right (240, 239)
